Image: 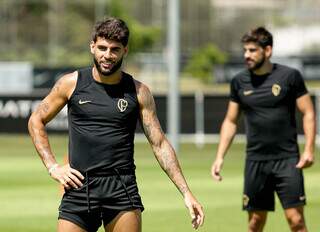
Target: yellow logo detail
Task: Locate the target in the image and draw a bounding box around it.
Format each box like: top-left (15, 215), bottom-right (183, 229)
top-left (78, 100), bottom-right (92, 105)
top-left (243, 194), bottom-right (250, 207)
top-left (272, 84), bottom-right (281, 96)
top-left (299, 196), bottom-right (306, 201)
top-left (243, 90), bottom-right (254, 96)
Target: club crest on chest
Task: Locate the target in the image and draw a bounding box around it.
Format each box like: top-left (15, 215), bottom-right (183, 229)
top-left (117, 98), bottom-right (128, 112)
top-left (272, 84), bottom-right (281, 96)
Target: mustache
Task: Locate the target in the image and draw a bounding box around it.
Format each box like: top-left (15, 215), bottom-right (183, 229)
top-left (100, 59), bottom-right (115, 64)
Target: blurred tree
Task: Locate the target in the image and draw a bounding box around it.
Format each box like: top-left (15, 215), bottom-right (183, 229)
top-left (183, 44), bottom-right (227, 83)
top-left (50, 0), bottom-right (160, 67)
top-left (106, 0), bottom-right (161, 55)
top-left (0, 0), bottom-right (160, 67)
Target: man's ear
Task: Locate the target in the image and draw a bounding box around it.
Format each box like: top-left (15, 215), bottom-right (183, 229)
top-left (124, 46), bottom-right (129, 57)
top-left (90, 41), bottom-right (95, 54)
top-left (265, 45), bottom-right (273, 58)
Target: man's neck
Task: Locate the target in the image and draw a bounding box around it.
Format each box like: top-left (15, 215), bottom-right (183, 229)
top-left (252, 61), bottom-right (273, 76)
top-left (92, 67), bottom-right (122, 85)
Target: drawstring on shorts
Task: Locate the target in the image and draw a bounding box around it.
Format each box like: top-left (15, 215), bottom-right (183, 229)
top-left (86, 172), bottom-right (91, 213)
top-left (114, 168), bottom-right (135, 207)
top-left (85, 168), bottom-right (135, 213)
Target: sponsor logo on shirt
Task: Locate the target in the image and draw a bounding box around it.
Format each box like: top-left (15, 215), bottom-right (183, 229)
top-left (78, 100), bottom-right (92, 105)
top-left (243, 90), bottom-right (254, 96)
top-left (117, 99), bottom-right (128, 112)
top-left (272, 84), bottom-right (281, 96)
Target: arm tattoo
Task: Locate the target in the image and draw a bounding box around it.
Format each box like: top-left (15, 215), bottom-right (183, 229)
top-left (139, 85), bottom-right (190, 195)
top-left (29, 75), bottom-right (70, 168)
top-left (156, 144), bottom-right (189, 194)
top-left (29, 120), bottom-right (54, 168)
top-left (143, 123), bottom-right (152, 140)
top-left (29, 101), bottom-right (55, 168)
top-left (35, 101), bottom-right (49, 117)
top-left (52, 78), bottom-right (62, 93)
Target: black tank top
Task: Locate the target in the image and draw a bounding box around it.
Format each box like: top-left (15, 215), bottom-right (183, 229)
top-left (67, 67), bottom-right (139, 172)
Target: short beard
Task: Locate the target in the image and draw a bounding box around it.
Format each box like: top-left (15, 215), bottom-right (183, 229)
top-left (248, 55), bottom-right (265, 71)
top-left (93, 57), bottom-right (123, 76)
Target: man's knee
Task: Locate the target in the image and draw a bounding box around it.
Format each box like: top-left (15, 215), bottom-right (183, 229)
top-left (285, 207), bottom-right (307, 232)
top-left (248, 212), bottom-right (267, 232)
top-left (287, 213), bottom-right (306, 231)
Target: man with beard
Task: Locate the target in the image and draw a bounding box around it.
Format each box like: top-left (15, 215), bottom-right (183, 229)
top-left (28, 18), bottom-right (204, 232)
top-left (211, 27), bottom-right (315, 232)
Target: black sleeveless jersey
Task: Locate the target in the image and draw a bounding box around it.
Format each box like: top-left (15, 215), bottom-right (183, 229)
top-left (230, 64), bottom-right (308, 160)
top-left (67, 67), bottom-right (139, 172)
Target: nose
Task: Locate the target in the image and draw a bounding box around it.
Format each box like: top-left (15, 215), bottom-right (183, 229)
top-left (104, 49), bottom-right (113, 60)
top-left (244, 50), bottom-right (250, 59)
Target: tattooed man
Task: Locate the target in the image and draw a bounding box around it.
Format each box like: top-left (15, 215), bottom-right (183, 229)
top-left (28, 18), bottom-right (204, 232)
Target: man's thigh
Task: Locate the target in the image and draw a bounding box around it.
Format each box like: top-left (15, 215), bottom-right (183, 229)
top-left (59, 210), bottom-right (103, 232)
top-left (104, 209), bottom-right (141, 232)
top-left (58, 218), bottom-right (88, 232)
top-left (243, 159), bottom-right (275, 211)
top-left (273, 157), bottom-right (306, 209)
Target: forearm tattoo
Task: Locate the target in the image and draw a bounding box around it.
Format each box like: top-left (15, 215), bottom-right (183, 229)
top-left (140, 86), bottom-right (189, 195)
top-left (154, 142), bottom-right (189, 195)
top-left (29, 100), bottom-right (54, 168)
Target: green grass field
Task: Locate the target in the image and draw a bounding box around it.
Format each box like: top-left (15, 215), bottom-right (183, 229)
top-left (0, 134), bottom-right (319, 232)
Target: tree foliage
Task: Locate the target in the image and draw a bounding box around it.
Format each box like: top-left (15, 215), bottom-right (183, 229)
top-left (0, 0), bottom-right (160, 67)
top-left (183, 44), bottom-right (227, 82)
top-left (106, 0), bottom-right (161, 55)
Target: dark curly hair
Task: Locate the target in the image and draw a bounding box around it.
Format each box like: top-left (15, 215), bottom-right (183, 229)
top-left (241, 27), bottom-right (273, 48)
top-left (92, 17), bottom-right (129, 46)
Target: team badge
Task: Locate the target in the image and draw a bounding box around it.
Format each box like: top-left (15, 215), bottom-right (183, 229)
top-left (272, 84), bottom-right (281, 96)
top-left (243, 194), bottom-right (250, 207)
top-left (117, 99), bottom-right (128, 112)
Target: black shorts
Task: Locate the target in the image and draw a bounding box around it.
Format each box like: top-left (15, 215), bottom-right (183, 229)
top-left (58, 169), bottom-right (144, 232)
top-left (243, 157), bottom-right (306, 211)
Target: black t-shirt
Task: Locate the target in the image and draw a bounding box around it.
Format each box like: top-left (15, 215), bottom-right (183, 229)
top-left (230, 63), bottom-right (308, 160)
top-left (68, 67), bottom-right (139, 172)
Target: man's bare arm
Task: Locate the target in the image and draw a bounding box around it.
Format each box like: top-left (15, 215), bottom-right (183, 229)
top-left (28, 77), bottom-right (68, 169)
top-left (211, 101), bottom-right (240, 181)
top-left (28, 72), bottom-right (84, 188)
top-left (135, 81), bottom-right (204, 229)
top-left (136, 82), bottom-right (188, 194)
top-left (296, 94), bottom-right (316, 168)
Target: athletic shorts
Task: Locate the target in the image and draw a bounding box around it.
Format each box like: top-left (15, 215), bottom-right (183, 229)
top-left (58, 169), bottom-right (144, 232)
top-left (243, 157), bottom-right (306, 211)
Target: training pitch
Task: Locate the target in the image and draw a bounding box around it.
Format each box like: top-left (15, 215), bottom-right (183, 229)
top-left (0, 134), bottom-right (319, 232)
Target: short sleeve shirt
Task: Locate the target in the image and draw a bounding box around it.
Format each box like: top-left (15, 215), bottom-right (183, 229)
top-left (230, 64), bottom-right (308, 160)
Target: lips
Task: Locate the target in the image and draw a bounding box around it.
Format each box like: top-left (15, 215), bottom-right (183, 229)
top-left (101, 62), bottom-right (113, 69)
top-left (245, 59), bottom-right (254, 66)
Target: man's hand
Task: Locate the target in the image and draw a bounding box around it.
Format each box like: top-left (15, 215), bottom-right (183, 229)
top-left (49, 164), bottom-right (84, 189)
top-left (296, 151), bottom-right (314, 169)
top-left (211, 158), bottom-right (224, 181)
top-left (184, 192), bottom-right (205, 230)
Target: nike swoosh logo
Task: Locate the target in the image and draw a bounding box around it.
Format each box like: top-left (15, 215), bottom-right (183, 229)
top-left (243, 90), bottom-right (254, 96)
top-left (299, 196), bottom-right (306, 201)
top-left (78, 100), bottom-right (92, 105)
